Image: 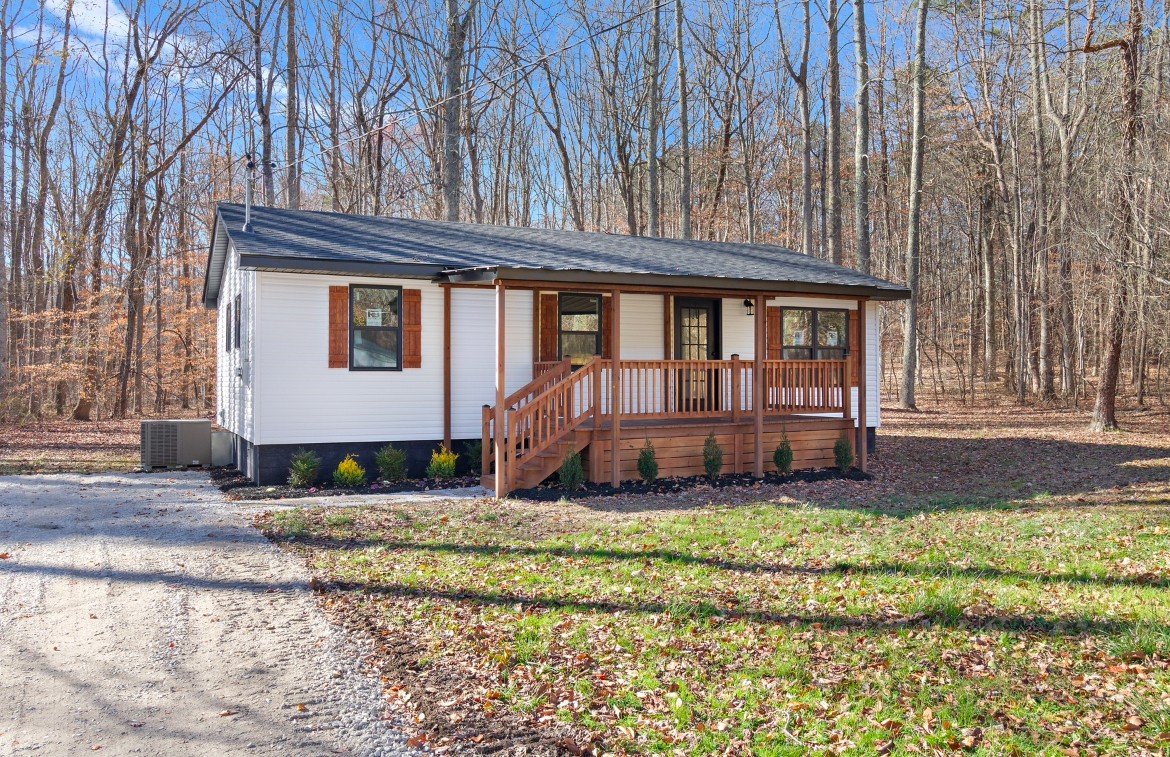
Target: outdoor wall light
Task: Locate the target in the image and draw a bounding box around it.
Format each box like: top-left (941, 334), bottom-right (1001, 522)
top-left (742, 298), bottom-right (755, 316)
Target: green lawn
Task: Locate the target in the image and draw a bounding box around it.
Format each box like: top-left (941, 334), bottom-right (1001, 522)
top-left (262, 484), bottom-right (1170, 754)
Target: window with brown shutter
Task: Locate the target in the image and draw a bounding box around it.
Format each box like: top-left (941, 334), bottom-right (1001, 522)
top-left (402, 289), bottom-right (422, 368)
top-left (328, 286), bottom-right (349, 368)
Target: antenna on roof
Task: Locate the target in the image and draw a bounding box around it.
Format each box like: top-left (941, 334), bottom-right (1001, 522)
top-left (243, 154), bottom-right (256, 233)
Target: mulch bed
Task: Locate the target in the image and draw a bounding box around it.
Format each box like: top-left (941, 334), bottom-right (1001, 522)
top-left (511, 467), bottom-right (870, 501)
top-left (211, 467), bottom-right (481, 501)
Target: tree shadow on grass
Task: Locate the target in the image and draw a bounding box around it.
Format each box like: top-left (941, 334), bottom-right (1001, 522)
top-left (278, 536), bottom-right (1170, 590)
top-left (328, 578), bottom-right (1152, 638)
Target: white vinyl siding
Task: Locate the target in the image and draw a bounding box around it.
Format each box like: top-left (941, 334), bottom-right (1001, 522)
top-left (721, 298), bottom-right (756, 359)
top-left (450, 288), bottom-right (534, 439)
top-left (255, 273), bottom-right (440, 444)
top-left (252, 276), bottom-right (532, 445)
top-left (215, 243), bottom-right (256, 442)
top-left (617, 293), bottom-right (664, 359)
top-left (240, 274), bottom-right (882, 446)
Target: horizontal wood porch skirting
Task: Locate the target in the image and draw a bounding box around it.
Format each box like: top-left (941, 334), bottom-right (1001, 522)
top-left (582, 416), bottom-right (854, 482)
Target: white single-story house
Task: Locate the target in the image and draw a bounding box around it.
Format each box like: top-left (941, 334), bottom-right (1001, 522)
top-left (202, 203), bottom-right (909, 496)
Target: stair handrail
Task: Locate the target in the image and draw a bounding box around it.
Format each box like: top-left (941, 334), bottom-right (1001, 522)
top-left (505, 357), bottom-right (600, 485)
top-left (504, 357), bottom-right (571, 411)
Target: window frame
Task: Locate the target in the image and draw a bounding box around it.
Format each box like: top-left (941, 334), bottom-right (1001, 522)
top-left (348, 283), bottom-right (403, 372)
top-left (779, 307), bottom-right (849, 360)
top-left (234, 294), bottom-right (242, 351)
top-left (225, 300), bottom-right (232, 352)
top-left (557, 292), bottom-right (603, 362)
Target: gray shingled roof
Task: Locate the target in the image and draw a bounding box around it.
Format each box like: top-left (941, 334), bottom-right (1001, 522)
top-left (204, 202), bottom-right (909, 305)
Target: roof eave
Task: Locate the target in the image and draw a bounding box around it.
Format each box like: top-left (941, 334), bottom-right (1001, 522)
top-left (484, 266), bottom-right (911, 300)
top-left (237, 253), bottom-right (445, 280)
top-left (201, 210), bottom-right (229, 309)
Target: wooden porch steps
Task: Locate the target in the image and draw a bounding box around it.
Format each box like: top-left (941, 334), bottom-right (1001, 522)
top-left (480, 428), bottom-right (592, 493)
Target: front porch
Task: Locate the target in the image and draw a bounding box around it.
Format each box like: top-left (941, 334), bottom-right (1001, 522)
top-left (459, 283), bottom-right (871, 497)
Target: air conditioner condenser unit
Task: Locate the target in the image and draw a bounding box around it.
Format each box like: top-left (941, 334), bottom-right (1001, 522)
top-left (141, 419), bottom-right (213, 469)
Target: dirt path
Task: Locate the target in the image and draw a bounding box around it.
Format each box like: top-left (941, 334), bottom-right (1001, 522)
top-left (0, 472), bottom-right (414, 757)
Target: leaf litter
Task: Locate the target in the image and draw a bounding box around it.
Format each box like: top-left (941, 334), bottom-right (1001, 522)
top-left (258, 401), bottom-right (1170, 754)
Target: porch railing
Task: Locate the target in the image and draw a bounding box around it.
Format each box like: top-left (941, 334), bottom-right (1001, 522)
top-left (483, 357), bottom-right (851, 481)
top-left (601, 358), bottom-right (848, 420)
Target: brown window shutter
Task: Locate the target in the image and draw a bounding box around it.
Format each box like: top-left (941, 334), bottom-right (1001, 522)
top-left (849, 308), bottom-right (860, 387)
top-left (766, 307), bottom-right (782, 359)
top-left (601, 295), bottom-right (613, 359)
top-left (539, 293), bottom-right (559, 362)
top-left (328, 286), bottom-right (349, 368)
top-left (402, 289), bottom-right (423, 368)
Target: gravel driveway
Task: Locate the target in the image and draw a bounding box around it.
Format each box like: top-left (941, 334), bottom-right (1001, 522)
top-left (0, 472), bottom-right (414, 757)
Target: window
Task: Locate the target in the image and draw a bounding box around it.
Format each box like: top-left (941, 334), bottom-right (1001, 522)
top-left (234, 294), bottom-right (242, 351)
top-left (558, 293), bottom-right (602, 365)
top-left (780, 308), bottom-right (847, 360)
top-left (224, 301), bottom-right (232, 351)
top-left (350, 285), bottom-right (401, 370)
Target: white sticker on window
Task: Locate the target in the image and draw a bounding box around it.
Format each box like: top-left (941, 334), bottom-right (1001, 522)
top-left (366, 309), bottom-right (383, 327)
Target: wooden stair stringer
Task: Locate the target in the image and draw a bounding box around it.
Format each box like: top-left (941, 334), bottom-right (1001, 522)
top-left (511, 428), bottom-right (592, 490)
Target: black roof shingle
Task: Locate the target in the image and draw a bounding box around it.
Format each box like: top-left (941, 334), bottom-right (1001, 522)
top-left (205, 202), bottom-right (909, 304)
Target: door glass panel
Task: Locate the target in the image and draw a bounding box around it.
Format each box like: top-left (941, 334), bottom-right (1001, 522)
top-left (680, 307), bottom-right (709, 360)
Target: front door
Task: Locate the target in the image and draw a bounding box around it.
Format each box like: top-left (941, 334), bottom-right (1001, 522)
top-left (674, 298), bottom-right (722, 411)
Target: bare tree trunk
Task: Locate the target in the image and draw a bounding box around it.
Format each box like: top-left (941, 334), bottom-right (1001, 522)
top-left (853, 0), bottom-right (871, 274)
top-left (0, 0), bottom-right (9, 387)
top-left (900, 0), bottom-right (929, 410)
top-left (647, 1), bottom-right (660, 237)
top-left (675, 0), bottom-right (692, 239)
top-left (825, 0), bottom-right (842, 265)
top-left (1087, 0), bottom-right (1142, 431)
top-left (777, 0), bottom-right (813, 256)
top-left (443, 0), bottom-right (475, 222)
top-left (980, 184), bottom-right (997, 380)
top-left (285, 0), bottom-right (300, 209)
top-left (1030, 0), bottom-right (1054, 399)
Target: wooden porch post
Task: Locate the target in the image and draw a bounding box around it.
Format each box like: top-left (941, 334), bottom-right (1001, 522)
top-left (494, 284), bottom-right (507, 498)
top-left (610, 289), bottom-right (622, 487)
top-left (856, 298), bottom-right (868, 472)
top-left (753, 294), bottom-right (766, 477)
top-left (443, 285), bottom-right (452, 450)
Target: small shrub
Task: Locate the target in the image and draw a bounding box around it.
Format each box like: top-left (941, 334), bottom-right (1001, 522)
top-left (287, 449), bottom-right (321, 489)
top-left (463, 439), bottom-right (483, 472)
top-left (702, 432), bottom-right (723, 480)
top-left (426, 446), bottom-right (459, 479)
top-left (559, 445), bottom-right (585, 491)
top-left (374, 443), bottom-right (408, 482)
top-left (333, 454), bottom-right (367, 487)
top-left (637, 438), bottom-right (659, 484)
top-left (773, 432), bottom-right (794, 476)
top-left (834, 433), bottom-right (854, 472)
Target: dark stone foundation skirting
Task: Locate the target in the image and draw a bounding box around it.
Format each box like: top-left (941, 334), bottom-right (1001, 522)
top-left (227, 428), bottom-right (878, 486)
top-left (239, 438), bottom-right (480, 486)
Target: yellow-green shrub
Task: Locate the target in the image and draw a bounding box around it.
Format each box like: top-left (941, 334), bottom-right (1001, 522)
top-left (426, 447), bottom-right (458, 479)
top-left (333, 454), bottom-right (367, 487)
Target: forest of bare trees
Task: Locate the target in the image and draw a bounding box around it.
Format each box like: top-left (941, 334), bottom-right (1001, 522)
top-left (1, 0), bottom-right (1167, 428)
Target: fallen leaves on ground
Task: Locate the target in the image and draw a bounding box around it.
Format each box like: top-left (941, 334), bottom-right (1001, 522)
top-left (258, 398), bottom-right (1170, 755)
